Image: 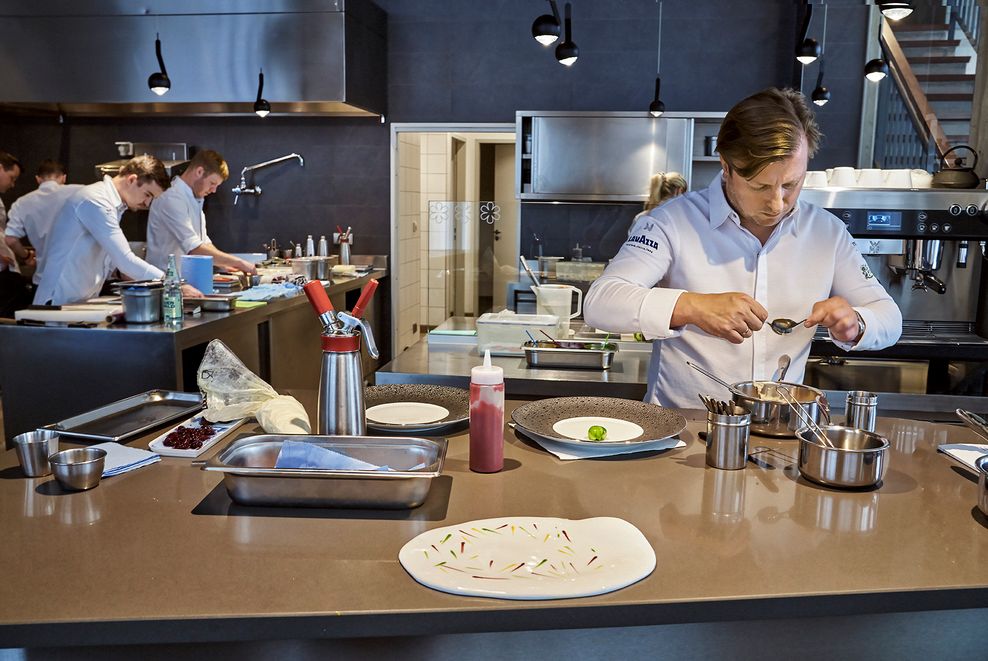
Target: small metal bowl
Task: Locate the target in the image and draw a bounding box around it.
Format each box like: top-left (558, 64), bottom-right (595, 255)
top-left (796, 425), bottom-right (889, 489)
top-left (49, 448), bottom-right (107, 491)
top-left (976, 455), bottom-right (988, 518)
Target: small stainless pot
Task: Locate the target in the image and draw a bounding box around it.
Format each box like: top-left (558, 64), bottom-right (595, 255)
top-left (731, 381), bottom-right (826, 437)
top-left (976, 455), bottom-right (988, 518)
top-left (796, 425), bottom-right (889, 489)
top-left (120, 281), bottom-right (164, 323)
top-left (291, 257), bottom-right (319, 280)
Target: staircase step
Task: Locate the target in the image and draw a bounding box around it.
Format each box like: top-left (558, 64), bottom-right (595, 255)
top-left (909, 61), bottom-right (970, 75)
top-left (907, 55), bottom-right (970, 64)
top-left (926, 92), bottom-right (974, 101)
top-left (894, 23), bottom-right (951, 32)
top-left (945, 135), bottom-right (970, 144)
top-left (937, 119), bottom-right (972, 134)
top-left (893, 27), bottom-right (950, 41)
top-left (900, 39), bottom-right (961, 48)
top-left (914, 73), bottom-right (976, 82)
top-left (919, 80), bottom-right (977, 94)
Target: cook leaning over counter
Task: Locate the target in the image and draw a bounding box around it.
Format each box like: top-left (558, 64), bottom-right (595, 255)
top-left (146, 149), bottom-right (257, 275)
top-left (33, 155), bottom-right (201, 306)
top-left (584, 87), bottom-right (903, 408)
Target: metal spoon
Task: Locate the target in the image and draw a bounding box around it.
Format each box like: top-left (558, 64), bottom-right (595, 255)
top-left (686, 360), bottom-right (749, 399)
top-left (769, 318), bottom-right (808, 335)
top-left (777, 354), bottom-right (791, 382)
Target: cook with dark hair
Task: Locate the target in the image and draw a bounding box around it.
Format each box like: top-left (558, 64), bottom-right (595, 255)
top-left (584, 88), bottom-right (902, 408)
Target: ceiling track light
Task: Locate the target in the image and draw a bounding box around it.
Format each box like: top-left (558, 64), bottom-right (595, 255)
top-left (878, 0), bottom-right (913, 21)
top-left (864, 57), bottom-right (889, 82)
top-left (812, 64), bottom-right (830, 106)
top-left (147, 32), bottom-right (171, 96)
top-left (649, 77), bottom-right (666, 117)
top-left (555, 3), bottom-right (578, 66)
top-left (795, 2), bottom-right (820, 65)
top-left (254, 69), bottom-right (271, 117)
top-left (532, 0), bottom-right (561, 46)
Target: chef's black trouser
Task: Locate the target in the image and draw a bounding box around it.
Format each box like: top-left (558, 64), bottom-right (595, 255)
top-left (0, 270), bottom-right (34, 318)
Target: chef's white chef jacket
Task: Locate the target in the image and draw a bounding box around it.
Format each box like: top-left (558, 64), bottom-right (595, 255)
top-left (0, 199), bottom-right (19, 274)
top-left (584, 173), bottom-right (902, 408)
top-left (5, 182), bottom-right (84, 284)
top-left (145, 176), bottom-right (212, 272)
top-left (34, 176), bottom-right (164, 305)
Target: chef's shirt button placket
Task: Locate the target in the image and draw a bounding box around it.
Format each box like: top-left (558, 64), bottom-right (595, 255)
top-left (753, 249), bottom-right (770, 380)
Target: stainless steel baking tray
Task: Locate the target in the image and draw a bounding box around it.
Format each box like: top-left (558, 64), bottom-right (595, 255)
top-left (523, 341), bottom-right (617, 370)
top-left (202, 435), bottom-right (447, 509)
top-left (49, 390), bottom-right (204, 442)
top-left (186, 296), bottom-right (237, 312)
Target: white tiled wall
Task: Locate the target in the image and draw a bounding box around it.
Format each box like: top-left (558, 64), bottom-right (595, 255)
top-left (421, 133), bottom-right (451, 329)
top-left (396, 133), bottom-right (421, 353)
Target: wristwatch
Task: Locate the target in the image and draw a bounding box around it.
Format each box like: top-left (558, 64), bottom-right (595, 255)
top-left (853, 311), bottom-right (866, 343)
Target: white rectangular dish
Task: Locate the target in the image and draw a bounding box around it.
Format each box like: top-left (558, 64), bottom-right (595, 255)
top-left (148, 415), bottom-right (247, 458)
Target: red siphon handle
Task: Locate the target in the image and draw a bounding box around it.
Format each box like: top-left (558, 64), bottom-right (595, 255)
top-left (303, 280), bottom-right (334, 317)
top-left (351, 279), bottom-right (379, 319)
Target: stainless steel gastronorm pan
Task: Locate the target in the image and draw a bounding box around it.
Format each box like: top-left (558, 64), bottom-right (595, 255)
top-left (202, 435), bottom-right (447, 509)
top-left (49, 390), bottom-right (203, 442)
top-left (523, 342), bottom-right (617, 370)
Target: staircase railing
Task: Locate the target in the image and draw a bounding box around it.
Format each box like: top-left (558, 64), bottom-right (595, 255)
top-left (945, 0), bottom-right (981, 50)
top-left (873, 20), bottom-right (951, 169)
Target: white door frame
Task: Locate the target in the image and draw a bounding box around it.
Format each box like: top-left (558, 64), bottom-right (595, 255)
top-left (389, 122), bottom-right (515, 355)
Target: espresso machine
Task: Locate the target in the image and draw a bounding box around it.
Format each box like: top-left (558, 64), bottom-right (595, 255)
top-left (799, 187), bottom-right (988, 393)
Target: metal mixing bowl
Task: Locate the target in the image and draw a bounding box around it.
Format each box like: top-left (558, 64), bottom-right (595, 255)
top-left (796, 425), bottom-right (889, 489)
top-left (731, 381), bottom-right (826, 437)
top-left (49, 448), bottom-right (107, 491)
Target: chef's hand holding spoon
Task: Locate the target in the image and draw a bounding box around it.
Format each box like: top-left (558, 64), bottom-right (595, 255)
top-left (671, 292), bottom-right (767, 345)
top-left (802, 296), bottom-right (862, 343)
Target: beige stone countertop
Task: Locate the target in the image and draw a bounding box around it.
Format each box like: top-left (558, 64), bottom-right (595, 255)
top-left (2, 401), bottom-right (987, 650)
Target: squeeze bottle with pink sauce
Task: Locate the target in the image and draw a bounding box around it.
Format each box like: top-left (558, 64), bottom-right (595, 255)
top-left (469, 349), bottom-right (505, 473)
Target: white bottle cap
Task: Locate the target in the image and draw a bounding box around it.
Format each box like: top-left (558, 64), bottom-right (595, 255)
top-left (471, 349), bottom-right (504, 385)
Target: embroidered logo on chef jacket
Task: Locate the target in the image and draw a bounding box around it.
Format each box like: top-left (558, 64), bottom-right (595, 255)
top-left (861, 264), bottom-right (875, 279)
top-left (627, 233), bottom-right (659, 252)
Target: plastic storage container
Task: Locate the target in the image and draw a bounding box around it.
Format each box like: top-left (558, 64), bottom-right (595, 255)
top-left (476, 311), bottom-right (560, 355)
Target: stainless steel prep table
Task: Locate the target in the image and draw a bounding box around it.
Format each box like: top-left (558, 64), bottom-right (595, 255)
top-left (1, 398), bottom-right (986, 658)
top-left (0, 269), bottom-right (387, 442)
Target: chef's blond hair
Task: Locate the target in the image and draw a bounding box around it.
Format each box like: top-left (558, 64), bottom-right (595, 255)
top-left (717, 88), bottom-right (821, 179)
top-left (187, 149), bottom-right (229, 180)
top-left (644, 172), bottom-right (687, 211)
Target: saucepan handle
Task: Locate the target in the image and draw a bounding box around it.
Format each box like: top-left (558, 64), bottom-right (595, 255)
top-left (956, 408), bottom-right (988, 443)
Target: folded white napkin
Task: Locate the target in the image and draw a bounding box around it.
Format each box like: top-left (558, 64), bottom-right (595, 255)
top-left (938, 443), bottom-right (988, 472)
top-left (514, 425), bottom-right (685, 461)
top-left (91, 441), bottom-right (161, 477)
top-left (274, 440), bottom-right (402, 471)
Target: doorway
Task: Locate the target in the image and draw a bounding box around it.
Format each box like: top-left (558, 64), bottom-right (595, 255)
top-left (390, 124), bottom-right (518, 355)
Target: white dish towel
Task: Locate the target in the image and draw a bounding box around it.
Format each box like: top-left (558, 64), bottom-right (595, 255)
top-left (91, 442), bottom-right (161, 477)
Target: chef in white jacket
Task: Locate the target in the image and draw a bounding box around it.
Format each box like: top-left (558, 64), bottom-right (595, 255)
top-left (0, 151), bottom-right (23, 273)
top-left (146, 149), bottom-right (256, 275)
top-left (5, 159), bottom-right (83, 286)
top-left (584, 88), bottom-right (902, 408)
top-left (35, 155), bottom-right (198, 306)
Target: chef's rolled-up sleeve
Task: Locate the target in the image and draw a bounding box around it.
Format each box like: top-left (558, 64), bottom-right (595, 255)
top-left (77, 199), bottom-right (164, 281)
top-left (828, 230), bottom-right (902, 351)
top-left (584, 211), bottom-right (685, 340)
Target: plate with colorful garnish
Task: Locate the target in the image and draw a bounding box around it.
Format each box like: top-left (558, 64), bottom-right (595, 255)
top-left (148, 415), bottom-right (247, 458)
top-left (398, 516), bottom-right (655, 600)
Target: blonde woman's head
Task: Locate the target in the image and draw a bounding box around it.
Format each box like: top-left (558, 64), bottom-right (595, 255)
top-left (644, 171), bottom-right (687, 211)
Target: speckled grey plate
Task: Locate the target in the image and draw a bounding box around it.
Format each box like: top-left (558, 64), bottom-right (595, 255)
top-left (511, 397), bottom-right (687, 447)
top-left (364, 385), bottom-right (469, 435)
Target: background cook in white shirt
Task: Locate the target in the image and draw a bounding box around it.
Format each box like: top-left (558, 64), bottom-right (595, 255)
top-left (5, 159), bottom-right (84, 285)
top-left (146, 149), bottom-right (257, 276)
top-left (0, 152), bottom-right (23, 273)
top-left (584, 88), bottom-right (902, 408)
top-left (34, 155), bottom-right (201, 306)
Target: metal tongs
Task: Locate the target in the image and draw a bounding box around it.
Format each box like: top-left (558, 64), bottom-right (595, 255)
top-left (777, 386), bottom-right (834, 448)
top-left (955, 408), bottom-right (988, 443)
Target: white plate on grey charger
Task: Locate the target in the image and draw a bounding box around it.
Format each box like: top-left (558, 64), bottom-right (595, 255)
top-left (364, 384), bottom-right (469, 435)
top-left (511, 397), bottom-right (687, 447)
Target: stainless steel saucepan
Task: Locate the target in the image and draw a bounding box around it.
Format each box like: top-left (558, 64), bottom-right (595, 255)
top-left (731, 381), bottom-right (827, 437)
top-left (796, 425), bottom-right (889, 489)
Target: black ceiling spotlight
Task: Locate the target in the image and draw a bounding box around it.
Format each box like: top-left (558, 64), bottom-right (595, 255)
top-left (878, 0), bottom-right (913, 21)
top-left (864, 57), bottom-right (889, 82)
top-left (649, 77), bottom-right (666, 117)
top-left (795, 2), bottom-right (820, 65)
top-left (147, 32), bottom-right (171, 96)
top-left (812, 65), bottom-right (830, 106)
top-left (555, 3), bottom-right (578, 66)
top-left (532, 0), bottom-right (561, 46)
top-left (254, 68), bottom-right (271, 117)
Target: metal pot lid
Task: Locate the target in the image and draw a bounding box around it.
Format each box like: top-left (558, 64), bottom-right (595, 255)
top-left (119, 280), bottom-right (164, 290)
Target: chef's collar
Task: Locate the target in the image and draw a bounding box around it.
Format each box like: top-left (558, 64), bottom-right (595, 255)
top-left (708, 170), bottom-right (801, 236)
top-left (38, 180), bottom-right (60, 192)
top-left (102, 175), bottom-right (126, 214)
top-left (172, 175), bottom-right (205, 209)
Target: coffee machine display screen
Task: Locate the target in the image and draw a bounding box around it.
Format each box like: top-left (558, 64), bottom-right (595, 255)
top-left (866, 210), bottom-right (902, 231)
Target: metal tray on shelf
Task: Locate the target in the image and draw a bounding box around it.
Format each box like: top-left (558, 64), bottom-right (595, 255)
top-left (48, 390), bottom-right (204, 442)
top-left (202, 435), bottom-right (447, 509)
top-left (523, 341), bottom-right (618, 370)
top-left (186, 296), bottom-right (237, 312)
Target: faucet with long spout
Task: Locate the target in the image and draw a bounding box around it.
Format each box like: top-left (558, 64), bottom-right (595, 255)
top-left (233, 152), bottom-right (304, 205)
